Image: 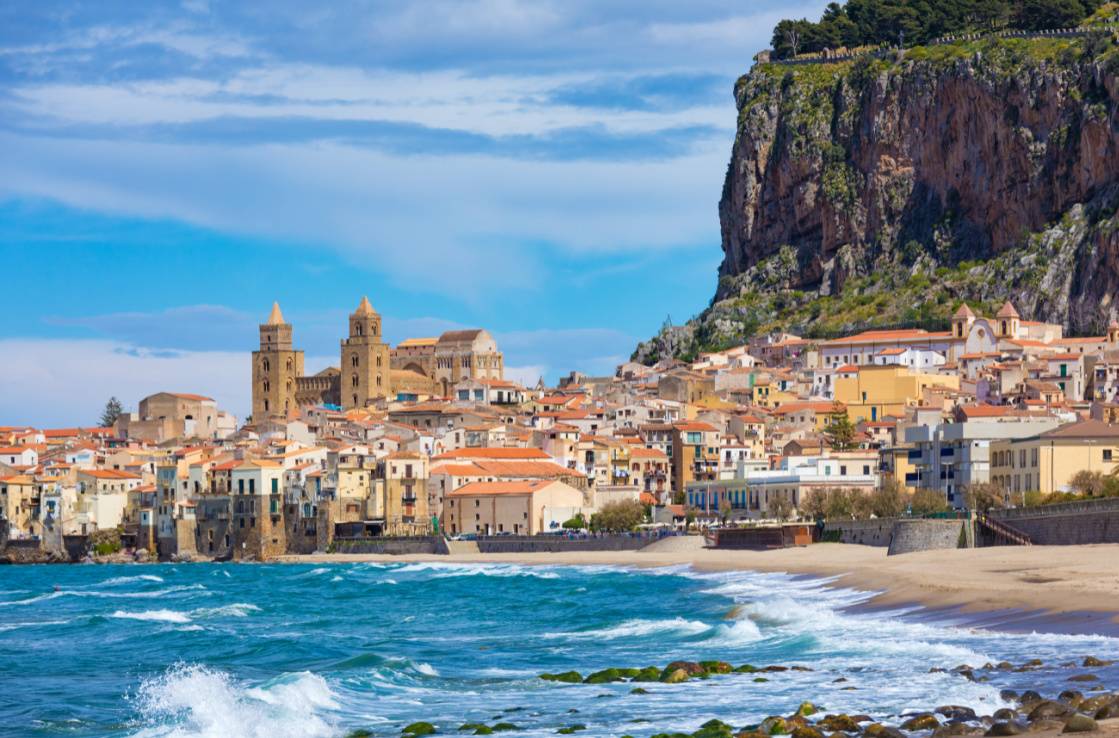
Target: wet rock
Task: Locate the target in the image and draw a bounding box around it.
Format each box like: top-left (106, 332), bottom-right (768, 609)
top-left (556, 725), bottom-right (585, 735)
top-left (833, 678), bottom-right (849, 684)
top-left (540, 672), bottom-right (582, 683)
top-left (760, 717), bottom-right (789, 735)
top-left (584, 669), bottom-right (627, 684)
top-left (472, 728), bottom-right (494, 736)
top-left (665, 662), bottom-right (707, 677)
top-left (932, 724), bottom-right (981, 738)
top-left (1068, 675), bottom-right (1099, 683)
top-left (791, 727), bottom-right (823, 738)
top-left (996, 662), bottom-right (1014, 670)
top-left (630, 687), bottom-right (650, 695)
top-left (791, 667), bottom-right (814, 672)
top-left (796, 703), bottom-right (819, 718)
top-left (938, 707), bottom-right (978, 722)
top-left (818, 715), bottom-right (860, 732)
top-left (1082, 657), bottom-right (1110, 668)
top-left (763, 666), bottom-right (790, 673)
top-left (1029, 702), bottom-right (1073, 721)
top-left (402, 722), bottom-right (437, 736)
top-left (735, 665), bottom-right (758, 673)
top-left (1058, 692), bottom-right (1084, 707)
top-left (734, 732), bottom-right (771, 738)
top-left (984, 722), bottom-right (1023, 736)
top-left (694, 719), bottom-right (735, 738)
top-left (490, 724), bottom-right (518, 732)
top-left (992, 710), bottom-right (1018, 722)
top-left (634, 666), bottom-right (663, 682)
top-left (661, 669), bottom-right (690, 684)
top-left (1000, 692), bottom-right (1019, 702)
top-left (1061, 715), bottom-right (1097, 733)
top-left (863, 723), bottom-right (906, 738)
top-left (753, 678), bottom-right (770, 683)
top-left (901, 715), bottom-right (940, 731)
top-left (700, 661), bottom-right (734, 675)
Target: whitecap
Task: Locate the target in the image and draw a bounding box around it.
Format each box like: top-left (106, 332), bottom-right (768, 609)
top-left (414, 662), bottom-right (439, 677)
top-left (543, 617), bottom-right (712, 641)
top-left (112, 609), bottom-right (192, 624)
top-left (100, 574), bottom-right (165, 586)
top-left (192, 603), bottom-right (261, 619)
top-left (131, 664), bottom-right (341, 738)
top-left (0, 584), bottom-right (206, 607)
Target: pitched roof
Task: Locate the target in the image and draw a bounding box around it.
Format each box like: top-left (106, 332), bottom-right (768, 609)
top-left (397, 337), bottom-right (438, 348)
top-left (267, 301), bottom-right (286, 325)
top-left (433, 447), bottom-right (550, 460)
top-left (447, 480), bottom-right (552, 497)
top-left (953, 303), bottom-right (976, 319)
top-left (996, 301), bottom-right (1020, 318)
top-left (1039, 420), bottom-right (1119, 439)
top-left (353, 296), bottom-right (376, 316)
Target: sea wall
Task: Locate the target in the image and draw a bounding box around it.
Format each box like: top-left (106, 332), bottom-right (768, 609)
top-left (475, 535), bottom-right (661, 554)
top-left (331, 536), bottom-right (444, 555)
top-left (823, 519), bottom-right (896, 547)
top-left (887, 519), bottom-right (967, 556)
top-left (989, 499), bottom-right (1119, 545)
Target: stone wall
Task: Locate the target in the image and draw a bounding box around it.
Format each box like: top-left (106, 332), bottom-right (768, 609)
top-left (989, 499), bottom-right (1119, 545)
top-left (332, 536), bottom-right (443, 555)
top-left (823, 519), bottom-right (897, 547)
top-left (887, 519), bottom-right (968, 556)
top-left (475, 534), bottom-right (658, 553)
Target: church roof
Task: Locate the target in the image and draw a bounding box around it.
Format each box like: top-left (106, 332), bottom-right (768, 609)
top-left (267, 302), bottom-right (286, 325)
top-left (953, 303), bottom-right (976, 319)
top-left (439, 329), bottom-right (485, 343)
top-left (996, 301), bottom-right (1020, 318)
top-left (353, 296), bottom-right (377, 316)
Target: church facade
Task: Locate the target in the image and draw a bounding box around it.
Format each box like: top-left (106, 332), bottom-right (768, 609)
top-left (251, 299), bottom-right (505, 420)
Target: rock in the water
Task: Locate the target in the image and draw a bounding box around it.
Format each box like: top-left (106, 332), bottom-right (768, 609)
top-left (1029, 702), bottom-right (1073, 721)
top-left (540, 672), bottom-right (582, 683)
top-left (1068, 675), bottom-right (1099, 683)
top-left (661, 668), bottom-right (690, 684)
top-left (402, 722), bottom-right (437, 736)
top-left (901, 715), bottom-right (940, 731)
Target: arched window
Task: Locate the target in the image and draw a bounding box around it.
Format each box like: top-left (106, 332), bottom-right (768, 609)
top-left (263, 381), bottom-right (270, 392)
top-left (286, 358), bottom-right (293, 372)
top-left (262, 358), bottom-right (270, 372)
top-left (352, 355), bottom-right (359, 368)
top-left (376, 356), bottom-right (382, 367)
top-left (352, 373), bottom-right (359, 388)
top-left (376, 375), bottom-right (382, 387)
top-left (356, 323), bottom-right (364, 336)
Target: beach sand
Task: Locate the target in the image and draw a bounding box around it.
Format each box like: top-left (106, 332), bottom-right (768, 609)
top-left (279, 540), bottom-right (1119, 625)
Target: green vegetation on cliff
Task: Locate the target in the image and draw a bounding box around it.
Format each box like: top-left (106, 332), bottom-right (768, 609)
top-left (634, 29), bottom-right (1119, 364)
top-left (771, 0), bottom-right (1114, 59)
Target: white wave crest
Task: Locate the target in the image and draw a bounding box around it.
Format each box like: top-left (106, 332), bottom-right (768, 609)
top-left (113, 609), bottom-right (192, 624)
top-left (0, 584), bottom-right (207, 607)
top-left (394, 562), bottom-right (559, 579)
top-left (704, 617), bottom-right (764, 646)
top-left (414, 662), bottom-right (439, 676)
top-left (101, 574), bottom-right (165, 586)
top-left (132, 665), bottom-right (340, 738)
top-left (543, 617), bottom-right (712, 641)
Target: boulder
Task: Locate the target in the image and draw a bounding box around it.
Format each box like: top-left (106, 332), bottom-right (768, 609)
top-left (1082, 657), bottom-right (1110, 668)
top-left (661, 669), bottom-right (690, 684)
top-left (863, 723), bottom-right (905, 738)
top-left (760, 717), bottom-right (789, 735)
top-left (1029, 702), bottom-right (1073, 721)
top-left (735, 665), bottom-right (759, 673)
top-left (932, 724), bottom-right (982, 738)
top-left (700, 661), bottom-right (734, 675)
top-left (1026, 720), bottom-right (1065, 733)
top-left (818, 715), bottom-right (859, 732)
top-left (402, 722), bottom-right (437, 736)
top-left (556, 725), bottom-right (586, 735)
top-left (665, 661), bottom-right (707, 677)
top-left (992, 710), bottom-right (1018, 722)
top-left (540, 672), bottom-right (582, 683)
top-left (1068, 675), bottom-right (1099, 683)
top-left (938, 707), bottom-right (978, 722)
top-left (694, 719), bottom-right (735, 738)
top-left (796, 703), bottom-right (819, 718)
top-left (901, 715), bottom-right (940, 731)
top-left (984, 722), bottom-right (1023, 736)
top-left (791, 728), bottom-right (822, 738)
top-left (1061, 715), bottom-right (1097, 734)
top-left (584, 668), bottom-right (627, 684)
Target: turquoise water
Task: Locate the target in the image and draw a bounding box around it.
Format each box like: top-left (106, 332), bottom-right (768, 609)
top-left (1, 562), bottom-right (1117, 738)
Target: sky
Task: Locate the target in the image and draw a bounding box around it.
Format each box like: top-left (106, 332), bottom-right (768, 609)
top-left (0, 0), bottom-right (828, 426)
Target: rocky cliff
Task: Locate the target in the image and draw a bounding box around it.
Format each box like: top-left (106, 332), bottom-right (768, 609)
top-left (635, 33), bottom-right (1119, 363)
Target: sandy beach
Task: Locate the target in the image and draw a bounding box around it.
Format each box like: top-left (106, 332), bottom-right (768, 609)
top-left (279, 540), bottom-right (1119, 626)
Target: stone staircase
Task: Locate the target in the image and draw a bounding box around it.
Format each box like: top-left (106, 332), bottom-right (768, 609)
top-left (444, 538), bottom-right (480, 555)
top-left (976, 514), bottom-right (1033, 546)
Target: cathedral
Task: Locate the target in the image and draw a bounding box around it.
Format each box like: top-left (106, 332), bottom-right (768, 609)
top-left (251, 298), bottom-right (504, 420)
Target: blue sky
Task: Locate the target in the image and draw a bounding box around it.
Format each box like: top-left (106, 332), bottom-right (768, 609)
top-left (0, 0), bottom-right (828, 426)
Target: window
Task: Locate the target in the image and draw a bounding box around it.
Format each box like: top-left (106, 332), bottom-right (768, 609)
top-left (249, 479), bottom-right (255, 494)
top-left (271, 478), bottom-right (278, 494)
top-left (352, 355), bottom-right (359, 368)
top-left (1105, 449), bottom-right (1113, 462)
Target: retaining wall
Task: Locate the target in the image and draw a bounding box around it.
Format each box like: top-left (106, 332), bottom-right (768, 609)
top-left (989, 499), bottom-right (1119, 545)
top-left (887, 519), bottom-right (967, 556)
top-left (475, 534), bottom-right (669, 554)
top-left (824, 519), bottom-right (897, 547)
top-left (331, 536), bottom-right (444, 555)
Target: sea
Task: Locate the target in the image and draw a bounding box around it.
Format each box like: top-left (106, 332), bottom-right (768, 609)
top-left (1, 561), bottom-right (1117, 738)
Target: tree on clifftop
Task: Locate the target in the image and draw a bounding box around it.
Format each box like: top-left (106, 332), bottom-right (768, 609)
top-left (99, 397), bottom-right (123, 428)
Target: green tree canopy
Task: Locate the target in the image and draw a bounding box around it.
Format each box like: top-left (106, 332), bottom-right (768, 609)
top-left (591, 500), bottom-right (647, 533)
top-left (99, 397), bottom-right (123, 428)
top-left (824, 405), bottom-right (857, 451)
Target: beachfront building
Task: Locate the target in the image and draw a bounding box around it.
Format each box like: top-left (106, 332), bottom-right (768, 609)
top-left (903, 413), bottom-right (1062, 508)
top-left (444, 479), bottom-right (590, 536)
top-left (833, 364), bottom-right (959, 423)
top-left (989, 420), bottom-right (1119, 497)
top-left (685, 453), bottom-right (879, 520)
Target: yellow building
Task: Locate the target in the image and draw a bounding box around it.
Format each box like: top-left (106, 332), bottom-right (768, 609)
top-left (383, 452), bottom-right (431, 535)
top-left (834, 364), bottom-right (959, 423)
top-left (0, 475), bottom-right (38, 538)
top-left (990, 420), bottom-right (1119, 496)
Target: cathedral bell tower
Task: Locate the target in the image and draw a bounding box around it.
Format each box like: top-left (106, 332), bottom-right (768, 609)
top-left (341, 296), bottom-right (392, 409)
top-left (252, 302), bottom-right (304, 421)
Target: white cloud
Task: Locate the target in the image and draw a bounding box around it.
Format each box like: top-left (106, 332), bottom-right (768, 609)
top-left (1, 131), bottom-right (726, 295)
top-left (0, 339), bottom-right (251, 427)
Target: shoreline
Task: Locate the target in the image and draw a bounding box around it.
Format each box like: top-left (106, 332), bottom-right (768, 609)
top-left (277, 541), bottom-right (1119, 635)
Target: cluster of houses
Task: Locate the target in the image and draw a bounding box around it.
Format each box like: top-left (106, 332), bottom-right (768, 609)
top-left (5, 301), bottom-right (1119, 560)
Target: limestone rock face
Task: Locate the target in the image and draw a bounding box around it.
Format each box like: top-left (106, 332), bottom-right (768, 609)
top-left (637, 38), bottom-right (1119, 362)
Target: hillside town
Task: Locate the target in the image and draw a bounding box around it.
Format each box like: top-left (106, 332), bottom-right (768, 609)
top-left (4, 297), bottom-right (1119, 562)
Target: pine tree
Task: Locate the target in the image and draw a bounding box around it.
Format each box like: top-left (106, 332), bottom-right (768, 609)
top-left (99, 397), bottom-right (123, 428)
top-left (824, 405), bottom-right (856, 450)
